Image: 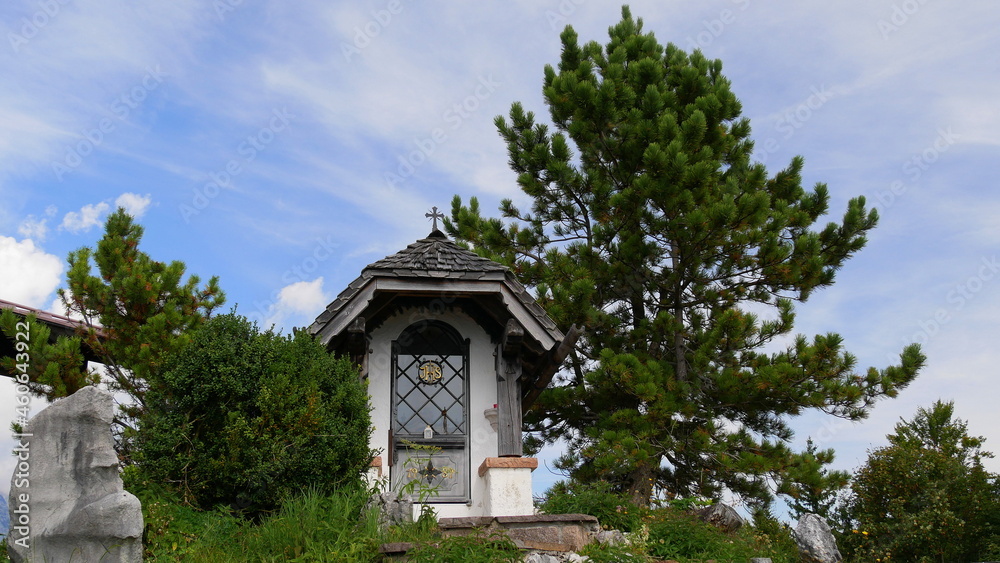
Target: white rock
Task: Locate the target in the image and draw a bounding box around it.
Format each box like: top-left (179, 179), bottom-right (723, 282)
top-left (7, 386), bottom-right (143, 562)
top-left (523, 553), bottom-right (561, 563)
top-left (793, 513), bottom-right (842, 563)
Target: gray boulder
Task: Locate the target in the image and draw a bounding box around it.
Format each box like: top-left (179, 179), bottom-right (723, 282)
top-left (7, 386), bottom-right (143, 562)
top-left (594, 529), bottom-right (626, 546)
top-left (365, 491), bottom-right (413, 530)
top-left (793, 513), bottom-right (842, 563)
top-left (697, 502), bottom-right (744, 533)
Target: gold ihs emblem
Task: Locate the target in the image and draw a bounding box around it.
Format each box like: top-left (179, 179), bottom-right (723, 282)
top-left (418, 361), bottom-right (443, 384)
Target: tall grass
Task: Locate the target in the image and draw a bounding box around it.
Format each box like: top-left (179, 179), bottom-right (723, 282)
top-left (138, 483), bottom-right (384, 562)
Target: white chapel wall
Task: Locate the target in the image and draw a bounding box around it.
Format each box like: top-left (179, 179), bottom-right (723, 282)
top-left (366, 305), bottom-right (499, 518)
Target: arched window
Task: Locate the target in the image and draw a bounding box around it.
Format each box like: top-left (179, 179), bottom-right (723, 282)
top-left (391, 320), bottom-right (469, 502)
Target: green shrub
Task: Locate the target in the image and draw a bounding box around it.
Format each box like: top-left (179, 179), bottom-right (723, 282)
top-left (842, 401), bottom-right (1000, 562)
top-left (136, 313), bottom-right (373, 515)
top-left (645, 507), bottom-right (800, 563)
top-left (539, 480), bottom-right (645, 532)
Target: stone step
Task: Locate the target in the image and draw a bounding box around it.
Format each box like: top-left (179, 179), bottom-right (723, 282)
top-left (438, 513), bottom-right (600, 552)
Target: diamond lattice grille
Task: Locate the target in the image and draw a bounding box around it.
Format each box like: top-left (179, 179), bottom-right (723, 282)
top-left (395, 353), bottom-right (466, 435)
top-left (392, 321), bottom-right (468, 438)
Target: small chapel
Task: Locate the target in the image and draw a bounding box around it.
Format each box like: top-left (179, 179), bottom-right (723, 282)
top-left (308, 209), bottom-right (578, 519)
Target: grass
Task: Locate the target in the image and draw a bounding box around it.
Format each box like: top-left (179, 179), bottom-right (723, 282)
top-left (133, 479), bottom-right (527, 562)
top-left (0, 479), bottom-right (802, 562)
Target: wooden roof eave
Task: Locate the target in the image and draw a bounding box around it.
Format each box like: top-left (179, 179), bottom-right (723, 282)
top-left (310, 275), bottom-right (564, 352)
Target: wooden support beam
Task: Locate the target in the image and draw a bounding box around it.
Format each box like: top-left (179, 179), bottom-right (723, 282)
top-left (521, 324), bottom-right (582, 413)
top-left (496, 320), bottom-right (525, 457)
top-left (347, 316), bottom-right (368, 379)
top-left (501, 319), bottom-right (524, 357)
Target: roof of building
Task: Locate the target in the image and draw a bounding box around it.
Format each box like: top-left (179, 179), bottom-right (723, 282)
top-left (365, 229), bottom-right (509, 275)
top-left (0, 298), bottom-right (103, 377)
top-left (0, 298), bottom-right (95, 335)
top-left (308, 229), bottom-right (580, 411)
top-left (309, 230), bottom-right (561, 343)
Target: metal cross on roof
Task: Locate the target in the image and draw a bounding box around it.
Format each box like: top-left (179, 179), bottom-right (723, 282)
top-left (425, 206), bottom-right (445, 231)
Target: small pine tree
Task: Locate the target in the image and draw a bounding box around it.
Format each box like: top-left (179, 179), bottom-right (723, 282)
top-left (1, 208), bottom-right (224, 460)
top-left (778, 438), bottom-right (849, 521)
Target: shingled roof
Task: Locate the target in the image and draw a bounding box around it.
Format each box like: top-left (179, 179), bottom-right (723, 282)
top-left (308, 229), bottom-right (580, 411)
top-left (365, 229), bottom-right (508, 275)
top-left (309, 230), bottom-right (561, 343)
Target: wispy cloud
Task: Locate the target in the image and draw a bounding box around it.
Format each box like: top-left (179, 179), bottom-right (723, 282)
top-left (60, 202), bottom-right (109, 234)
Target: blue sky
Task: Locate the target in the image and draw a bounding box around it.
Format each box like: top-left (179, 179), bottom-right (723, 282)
top-left (1, 1), bottom-right (999, 514)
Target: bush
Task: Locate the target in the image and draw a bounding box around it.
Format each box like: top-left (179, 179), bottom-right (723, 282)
top-left (129, 478), bottom-right (383, 562)
top-left (645, 508), bottom-right (799, 562)
top-left (842, 401), bottom-right (1000, 562)
top-left (539, 480), bottom-right (645, 532)
top-left (136, 313), bottom-right (373, 514)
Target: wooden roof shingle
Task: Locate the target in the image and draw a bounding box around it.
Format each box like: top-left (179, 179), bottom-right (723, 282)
top-left (308, 230), bottom-right (560, 340)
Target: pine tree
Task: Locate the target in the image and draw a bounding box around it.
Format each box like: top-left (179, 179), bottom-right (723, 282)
top-left (1, 208), bottom-right (225, 457)
top-left (778, 438), bottom-right (849, 521)
top-left (447, 6), bottom-right (923, 507)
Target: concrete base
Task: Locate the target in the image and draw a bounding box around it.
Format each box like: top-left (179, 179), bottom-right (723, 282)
top-left (477, 457), bottom-right (537, 517)
top-left (365, 456), bottom-right (384, 487)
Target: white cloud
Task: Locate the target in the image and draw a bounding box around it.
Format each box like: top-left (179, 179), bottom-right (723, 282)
top-left (17, 215), bottom-right (49, 241)
top-left (264, 277), bottom-right (330, 330)
top-left (60, 202), bottom-right (109, 234)
top-left (115, 192), bottom-right (153, 218)
top-left (50, 294), bottom-right (68, 317)
top-left (0, 236), bottom-right (63, 308)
